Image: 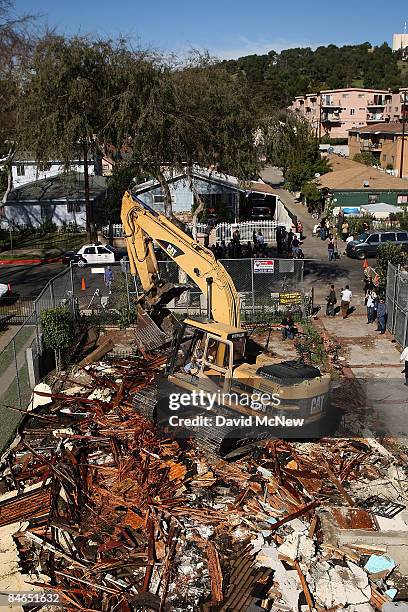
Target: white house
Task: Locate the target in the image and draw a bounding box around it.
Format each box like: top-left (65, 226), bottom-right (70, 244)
top-left (133, 166), bottom-right (281, 222)
top-left (11, 152), bottom-right (97, 188)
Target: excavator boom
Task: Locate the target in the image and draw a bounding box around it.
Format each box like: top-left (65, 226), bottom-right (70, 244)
top-left (121, 191), bottom-right (240, 327)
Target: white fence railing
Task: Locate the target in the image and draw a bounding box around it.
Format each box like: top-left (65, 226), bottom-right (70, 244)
top-left (215, 221), bottom-right (280, 245)
top-left (103, 220), bottom-right (289, 245)
top-left (102, 222), bottom-right (211, 238)
top-left (102, 224), bottom-right (125, 237)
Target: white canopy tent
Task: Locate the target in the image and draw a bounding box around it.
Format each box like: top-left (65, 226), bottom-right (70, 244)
top-left (361, 203), bottom-right (403, 219)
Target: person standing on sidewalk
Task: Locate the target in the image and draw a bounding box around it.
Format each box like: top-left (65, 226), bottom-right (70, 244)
top-left (366, 289), bottom-right (377, 324)
top-left (400, 347), bottom-right (408, 386)
top-left (341, 220), bottom-right (349, 241)
top-left (328, 239), bottom-right (336, 261)
top-left (340, 285), bottom-right (352, 319)
top-left (376, 299), bottom-right (387, 334)
top-left (104, 266), bottom-right (114, 294)
top-left (326, 285), bottom-right (337, 316)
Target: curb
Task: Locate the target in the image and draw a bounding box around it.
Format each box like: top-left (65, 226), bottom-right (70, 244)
top-left (0, 257), bottom-right (62, 266)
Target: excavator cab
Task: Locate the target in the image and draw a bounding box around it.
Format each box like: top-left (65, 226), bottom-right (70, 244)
top-left (167, 318), bottom-right (247, 393)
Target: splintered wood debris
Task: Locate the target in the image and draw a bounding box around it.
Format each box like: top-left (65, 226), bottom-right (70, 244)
top-left (0, 352), bottom-right (408, 611)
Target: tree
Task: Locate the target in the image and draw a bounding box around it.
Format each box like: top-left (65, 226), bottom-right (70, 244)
top-left (40, 306), bottom-right (75, 371)
top-left (259, 111), bottom-right (330, 190)
top-left (0, 0), bottom-right (37, 204)
top-left (221, 41), bottom-right (408, 115)
top-left (101, 161), bottom-right (143, 223)
top-left (376, 243), bottom-right (408, 296)
top-left (17, 35), bottom-right (144, 239)
top-left (353, 152), bottom-right (377, 166)
top-left (122, 53), bottom-right (259, 218)
top-left (301, 181), bottom-right (322, 205)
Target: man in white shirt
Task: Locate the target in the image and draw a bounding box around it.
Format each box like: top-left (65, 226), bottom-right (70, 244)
top-left (340, 285), bottom-right (352, 319)
top-left (400, 347), bottom-right (408, 386)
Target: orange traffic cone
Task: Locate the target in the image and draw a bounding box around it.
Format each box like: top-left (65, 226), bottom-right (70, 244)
top-left (363, 258), bottom-right (369, 269)
top-left (7, 283), bottom-right (12, 294)
top-left (81, 277), bottom-right (86, 291)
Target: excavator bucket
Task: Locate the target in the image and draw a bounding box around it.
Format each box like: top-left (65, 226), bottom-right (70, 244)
top-left (132, 311), bottom-right (171, 351)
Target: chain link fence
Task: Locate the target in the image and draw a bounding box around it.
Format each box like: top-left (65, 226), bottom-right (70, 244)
top-left (69, 257), bottom-right (308, 322)
top-left (0, 270), bottom-right (78, 454)
top-left (386, 262), bottom-right (408, 346)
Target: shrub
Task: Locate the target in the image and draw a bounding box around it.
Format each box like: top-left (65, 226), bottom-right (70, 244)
top-left (376, 243), bottom-right (408, 296)
top-left (353, 152), bottom-right (377, 166)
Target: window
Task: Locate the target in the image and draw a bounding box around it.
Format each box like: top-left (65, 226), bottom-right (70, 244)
top-left (367, 234), bottom-right (379, 244)
top-left (97, 247), bottom-right (111, 254)
top-left (350, 109), bottom-right (355, 116)
top-left (67, 202), bottom-right (81, 213)
top-left (397, 195), bottom-right (408, 204)
top-left (368, 193), bottom-right (380, 204)
top-left (83, 247), bottom-right (96, 255)
top-left (397, 232), bottom-right (408, 241)
top-left (358, 94), bottom-right (365, 98)
top-left (40, 204), bottom-right (50, 220)
top-left (380, 233), bottom-right (396, 243)
top-left (16, 165), bottom-right (25, 176)
top-left (153, 195), bottom-right (164, 203)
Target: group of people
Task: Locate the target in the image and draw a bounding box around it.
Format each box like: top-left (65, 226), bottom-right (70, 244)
top-left (363, 278), bottom-right (387, 333)
top-left (316, 218), bottom-right (340, 261)
top-left (276, 223), bottom-right (304, 259)
top-left (210, 229), bottom-right (268, 259)
top-left (326, 280), bottom-right (387, 330)
top-left (326, 284), bottom-right (353, 319)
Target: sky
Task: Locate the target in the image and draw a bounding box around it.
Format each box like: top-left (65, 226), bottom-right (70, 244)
top-left (15, 0), bottom-right (408, 60)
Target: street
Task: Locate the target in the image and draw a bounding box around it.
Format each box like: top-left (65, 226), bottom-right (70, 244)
top-left (0, 262), bottom-right (66, 297)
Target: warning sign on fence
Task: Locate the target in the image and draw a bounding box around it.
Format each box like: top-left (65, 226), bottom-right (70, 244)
top-left (253, 259), bottom-right (275, 274)
top-left (279, 291), bottom-right (303, 306)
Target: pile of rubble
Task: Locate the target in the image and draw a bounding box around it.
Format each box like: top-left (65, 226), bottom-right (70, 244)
top-left (0, 352), bottom-right (408, 611)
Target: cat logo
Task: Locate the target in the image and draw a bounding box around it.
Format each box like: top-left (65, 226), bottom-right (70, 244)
top-left (157, 240), bottom-right (184, 259)
top-left (310, 394), bottom-right (325, 414)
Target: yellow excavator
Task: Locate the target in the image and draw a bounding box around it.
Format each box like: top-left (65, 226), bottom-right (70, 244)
top-left (121, 191), bottom-right (331, 456)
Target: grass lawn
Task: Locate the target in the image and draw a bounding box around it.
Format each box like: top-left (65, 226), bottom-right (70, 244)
top-left (0, 232), bottom-right (85, 256)
top-left (0, 362), bottom-right (31, 454)
top-left (0, 327), bottom-right (36, 373)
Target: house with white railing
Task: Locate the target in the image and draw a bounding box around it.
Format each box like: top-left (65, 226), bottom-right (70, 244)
top-left (130, 165), bottom-right (281, 223)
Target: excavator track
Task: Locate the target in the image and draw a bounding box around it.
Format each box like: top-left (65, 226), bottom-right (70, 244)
top-left (133, 382), bottom-right (277, 461)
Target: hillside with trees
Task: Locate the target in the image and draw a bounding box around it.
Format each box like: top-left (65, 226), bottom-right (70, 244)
top-left (221, 42), bottom-right (408, 113)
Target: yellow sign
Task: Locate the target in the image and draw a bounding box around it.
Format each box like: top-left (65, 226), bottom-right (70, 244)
top-left (279, 291), bottom-right (303, 306)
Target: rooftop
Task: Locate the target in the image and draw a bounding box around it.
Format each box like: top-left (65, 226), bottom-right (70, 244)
top-left (133, 165), bottom-right (275, 196)
top-left (349, 122), bottom-right (406, 136)
top-left (318, 155), bottom-right (408, 191)
top-left (6, 173), bottom-right (107, 203)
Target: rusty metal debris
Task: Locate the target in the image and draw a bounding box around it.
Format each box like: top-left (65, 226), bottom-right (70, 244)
top-left (0, 351), bottom-right (407, 611)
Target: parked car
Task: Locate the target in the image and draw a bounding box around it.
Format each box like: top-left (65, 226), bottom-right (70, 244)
top-left (346, 230), bottom-right (408, 259)
top-left (251, 206), bottom-right (273, 220)
top-left (0, 283), bottom-right (9, 299)
top-left (62, 244), bottom-right (126, 267)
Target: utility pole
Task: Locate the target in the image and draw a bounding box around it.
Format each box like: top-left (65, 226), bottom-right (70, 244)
top-left (318, 93), bottom-right (322, 142)
top-left (400, 90), bottom-right (407, 179)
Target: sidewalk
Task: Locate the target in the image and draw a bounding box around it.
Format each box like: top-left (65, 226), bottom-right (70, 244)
top-left (317, 308), bottom-right (408, 442)
top-left (274, 188), bottom-right (367, 306)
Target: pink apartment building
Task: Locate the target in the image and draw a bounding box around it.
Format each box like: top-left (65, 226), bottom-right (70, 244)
top-left (291, 88), bottom-right (407, 139)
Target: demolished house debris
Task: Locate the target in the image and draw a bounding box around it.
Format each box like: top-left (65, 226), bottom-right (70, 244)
top-left (1, 350), bottom-right (408, 611)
